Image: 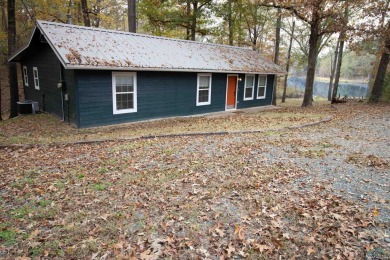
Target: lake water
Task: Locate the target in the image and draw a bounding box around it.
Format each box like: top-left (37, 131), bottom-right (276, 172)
top-left (287, 76), bottom-right (369, 98)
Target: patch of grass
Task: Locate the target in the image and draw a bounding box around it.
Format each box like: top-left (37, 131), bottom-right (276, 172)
top-left (0, 223), bottom-right (16, 246)
top-left (44, 240), bottom-right (65, 257)
top-left (11, 205), bottom-right (32, 219)
top-left (91, 183), bottom-right (107, 191)
top-left (319, 142), bottom-right (334, 148)
top-left (55, 180), bottom-right (67, 190)
top-left (29, 245), bottom-right (44, 257)
top-left (162, 148), bottom-right (176, 156)
top-left (34, 200), bottom-right (57, 220)
top-left (98, 167), bottom-right (108, 174)
top-left (293, 147), bottom-right (326, 158)
top-left (37, 199), bottom-right (52, 207)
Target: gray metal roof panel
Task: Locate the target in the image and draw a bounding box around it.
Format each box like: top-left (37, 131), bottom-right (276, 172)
top-left (35, 20), bottom-right (285, 74)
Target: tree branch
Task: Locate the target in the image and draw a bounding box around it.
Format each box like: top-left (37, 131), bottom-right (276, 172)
top-left (257, 3), bottom-right (311, 24)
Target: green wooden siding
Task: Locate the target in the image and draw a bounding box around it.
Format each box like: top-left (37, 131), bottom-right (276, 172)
top-left (76, 71), bottom-right (275, 128)
top-left (77, 71), bottom-right (227, 128)
top-left (21, 42), bottom-right (77, 126)
top-left (236, 74), bottom-right (274, 109)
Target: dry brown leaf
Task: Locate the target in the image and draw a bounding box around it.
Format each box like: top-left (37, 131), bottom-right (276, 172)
top-left (226, 244), bottom-right (235, 258)
top-left (255, 244), bottom-right (270, 253)
top-left (372, 206), bottom-right (379, 217)
top-left (215, 227), bottom-right (225, 238)
top-left (307, 246), bottom-right (316, 256)
top-left (28, 229), bottom-right (40, 240)
top-left (234, 225), bottom-right (245, 240)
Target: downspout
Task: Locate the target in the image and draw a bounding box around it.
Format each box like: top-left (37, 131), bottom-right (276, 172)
top-left (59, 63), bottom-right (65, 121)
top-left (271, 75), bottom-right (276, 105)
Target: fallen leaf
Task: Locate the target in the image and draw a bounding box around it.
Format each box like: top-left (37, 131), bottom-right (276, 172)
top-left (28, 229), bottom-right (40, 240)
top-left (307, 247), bottom-right (316, 256)
top-left (372, 206), bottom-right (379, 217)
top-left (215, 227), bottom-right (225, 238)
top-left (255, 244), bottom-right (270, 253)
top-left (226, 244), bottom-right (235, 257)
top-left (234, 225), bottom-right (245, 240)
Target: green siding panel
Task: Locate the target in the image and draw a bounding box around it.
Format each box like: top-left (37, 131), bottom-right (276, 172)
top-left (237, 74), bottom-right (274, 109)
top-left (76, 71), bottom-right (275, 128)
top-left (77, 71), bottom-right (227, 128)
top-left (20, 41), bottom-right (77, 126)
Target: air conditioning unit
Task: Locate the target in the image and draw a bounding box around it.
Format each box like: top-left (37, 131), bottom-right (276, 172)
top-left (17, 100), bottom-right (39, 115)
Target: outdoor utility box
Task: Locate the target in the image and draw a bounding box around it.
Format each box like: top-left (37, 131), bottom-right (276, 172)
top-left (31, 102), bottom-right (39, 114)
top-left (17, 101), bottom-right (33, 114)
top-left (17, 100), bottom-right (39, 115)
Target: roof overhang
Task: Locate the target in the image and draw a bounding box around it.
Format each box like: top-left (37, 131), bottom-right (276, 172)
top-left (9, 22), bottom-right (69, 70)
top-left (8, 27), bottom-right (38, 62)
top-left (65, 64), bottom-right (286, 75)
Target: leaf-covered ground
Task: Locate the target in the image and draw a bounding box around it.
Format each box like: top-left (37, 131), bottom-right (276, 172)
top-left (0, 106), bottom-right (324, 145)
top-left (0, 101), bottom-right (389, 259)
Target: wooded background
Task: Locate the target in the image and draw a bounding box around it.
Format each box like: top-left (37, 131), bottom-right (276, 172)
top-left (1, 0), bottom-right (389, 119)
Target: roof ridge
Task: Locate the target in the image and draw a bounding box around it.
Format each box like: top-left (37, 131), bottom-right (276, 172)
top-left (36, 20), bottom-right (256, 52)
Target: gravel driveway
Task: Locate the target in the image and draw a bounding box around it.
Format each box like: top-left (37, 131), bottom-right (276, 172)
top-left (261, 106), bottom-right (390, 223)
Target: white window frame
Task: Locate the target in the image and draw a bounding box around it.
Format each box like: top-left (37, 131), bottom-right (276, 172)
top-left (23, 66), bottom-right (29, 87)
top-left (196, 73), bottom-right (212, 106)
top-left (33, 67), bottom-right (40, 90)
top-left (112, 72), bottom-right (137, 114)
top-left (243, 74), bottom-right (255, 101)
top-left (257, 75), bottom-right (267, 99)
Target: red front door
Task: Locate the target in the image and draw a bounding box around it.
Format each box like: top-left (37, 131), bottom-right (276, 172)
top-left (226, 76), bottom-right (237, 109)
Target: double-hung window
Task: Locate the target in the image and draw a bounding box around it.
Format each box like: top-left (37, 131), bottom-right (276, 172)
top-left (257, 75), bottom-right (267, 99)
top-left (33, 67), bottom-right (40, 90)
top-left (112, 72), bottom-right (137, 114)
top-left (197, 73), bottom-right (211, 106)
top-left (244, 74), bottom-right (255, 100)
top-left (23, 66), bottom-right (29, 87)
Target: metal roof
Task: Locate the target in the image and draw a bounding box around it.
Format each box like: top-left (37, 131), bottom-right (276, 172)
top-left (11, 20), bottom-right (286, 74)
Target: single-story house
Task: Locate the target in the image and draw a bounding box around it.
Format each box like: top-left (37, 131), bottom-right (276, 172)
top-left (10, 20), bottom-right (285, 128)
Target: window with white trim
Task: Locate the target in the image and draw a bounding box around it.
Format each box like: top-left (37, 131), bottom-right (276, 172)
top-left (257, 75), bottom-right (267, 99)
top-left (23, 66), bottom-right (29, 87)
top-left (33, 67), bottom-right (39, 90)
top-left (196, 73), bottom-right (212, 106)
top-left (244, 74), bottom-right (255, 100)
top-left (112, 72), bottom-right (137, 114)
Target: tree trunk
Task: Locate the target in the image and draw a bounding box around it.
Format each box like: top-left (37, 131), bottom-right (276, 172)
top-left (0, 0), bottom-right (7, 32)
top-left (0, 0), bottom-right (6, 120)
top-left (331, 33), bottom-right (345, 103)
top-left (0, 72), bottom-right (2, 120)
top-left (328, 39), bottom-right (339, 101)
top-left (186, 0), bottom-right (191, 40)
top-left (282, 20), bottom-right (295, 103)
top-left (238, 1), bottom-right (243, 46)
top-left (8, 0), bottom-right (18, 118)
top-left (190, 2), bottom-right (197, 41)
top-left (272, 8), bottom-right (281, 106)
top-left (369, 26), bottom-right (390, 102)
top-left (302, 21), bottom-right (320, 107)
top-left (128, 0), bottom-right (136, 33)
top-left (368, 0), bottom-right (390, 94)
top-left (80, 0), bottom-right (91, 27)
top-left (93, 0), bottom-right (102, 27)
top-left (228, 0), bottom-right (233, 45)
